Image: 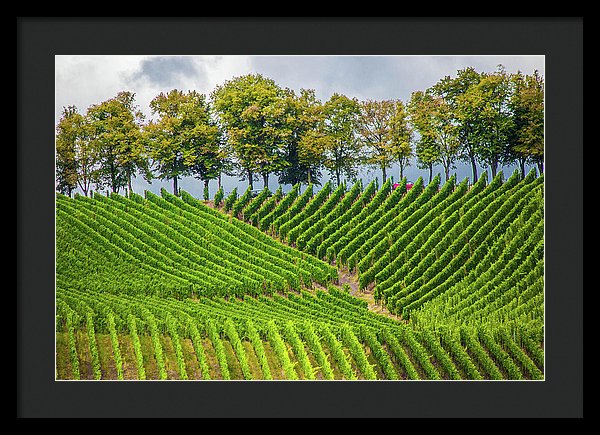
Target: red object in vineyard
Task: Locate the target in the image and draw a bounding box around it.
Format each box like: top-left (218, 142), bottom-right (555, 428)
top-left (393, 182), bottom-right (414, 192)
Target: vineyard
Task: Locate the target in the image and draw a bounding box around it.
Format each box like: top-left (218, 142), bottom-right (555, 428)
top-left (55, 169), bottom-right (544, 380)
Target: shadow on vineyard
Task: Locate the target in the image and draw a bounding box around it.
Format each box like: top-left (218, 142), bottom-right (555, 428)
top-left (56, 169), bottom-right (544, 380)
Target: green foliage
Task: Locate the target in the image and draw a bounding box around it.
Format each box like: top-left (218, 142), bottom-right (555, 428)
top-left (127, 313), bottom-right (146, 380)
top-left (211, 74), bottom-right (290, 188)
top-left (106, 311), bottom-right (124, 380)
top-left (279, 88), bottom-right (326, 187)
top-left (206, 318), bottom-right (230, 380)
top-left (56, 188), bottom-right (336, 299)
top-left (358, 325), bottom-right (398, 380)
top-left (187, 318), bottom-right (212, 380)
top-left (223, 187), bottom-right (238, 211)
top-left (56, 281), bottom-right (543, 380)
top-left (460, 327), bottom-right (503, 380)
top-left (265, 320), bottom-right (298, 380)
top-left (213, 186), bottom-right (224, 207)
top-left (87, 91), bottom-right (150, 195)
top-left (321, 93), bottom-right (364, 186)
top-left (144, 309), bottom-right (168, 380)
top-left (357, 99), bottom-right (413, 183)
top-left (509, 70), bottom-right (544, 172)
top-left (231, 185), bottom-right (254, 218)
top-left (86, 311), bottom-right (102, 380)
top-left (381, 327), bottom-right (420, 380)
top-left (281, 321), bottom-right (316, 380)
top-left (166, 313), bottom-right (188, 380)
top-left (63, 307), bottom-right (80, 380)
top-left (145, 89), bottom-right (220, 194)
top-left (203, 183), bottom-right (210, 201)
top-left (242, 187), bottom-right (271, 222)
top-left (339, 324), bottom-right (377, 380)
top-left (56, 65), bottom-right (544, 200)
top-left (223, 319), bottom-right (253, 380)
top-left (246, 320), bottom-right (272, 380)
top-left (55, 105), bottom-right (88, 196)
top-left (56, 150), bottom-right (544, 381)
top-left (319, 323), bottom-right (357, 380)
top-left (298, 321), bottom-right (334, 380)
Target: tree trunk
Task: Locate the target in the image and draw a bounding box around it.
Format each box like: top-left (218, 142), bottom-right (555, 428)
top-left (204, 179), bottom-right (210, 200)
top-left (78, 170), bottom-right (89, 197)
top-left (128, 171), bottom-right (133, 196)
top-left (262, 172), bottom-right (269, 190)
top-left (470, 154), bottom-right (478, 183)
top-left (490, 159), bottom-right (498, 178)
top-left (519, 158), bottom-right (526, 180)
top-left (247, 169), bottom-right (254, 190)
top-left (217, 173), bottom-right (222, 190)
top-left (537, 161), bottom-right (544, 174)
top-left (335, 169), bottom-right (341, 187)
top-left (173, 176), bottom-right (178, 196)
top-left (110, 159), bottom-right (118, 194)
top-left (381, 166), bottom-right (387, 184)
top-left (428, 164), bottom-right (433, 184)
top-left (307, 167), bottom-right (312, 185)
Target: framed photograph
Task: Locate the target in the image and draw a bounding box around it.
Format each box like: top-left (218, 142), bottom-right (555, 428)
top-left (18, 17), bottom-right (582, 418)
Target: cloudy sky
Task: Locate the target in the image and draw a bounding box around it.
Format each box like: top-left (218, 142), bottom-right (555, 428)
top-left (55, 55), bottom-right (545, 197)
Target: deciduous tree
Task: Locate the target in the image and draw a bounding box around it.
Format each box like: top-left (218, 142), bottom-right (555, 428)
top-left (211, 74), bottom-right (289, 190)
top-left (55, 105), bottom-right (84, 196)
top-left (356, 99), bottom-right (396, 183)
top-left (87, 91), bottom-right (149, 195)
top-left (145, 89), bottom-right (218, 195)
top-left (508, 70), bottom-right (544, 176)
top-left (321, 93), bottom-right (363, 186)
top-left (389, 100), bottom-right (414, 181)
top-left (55, 105), bottom-right (100, 197)
top-left (408, 90), bottom-right (460, 183)
top-left (278, 88), bottom-right (324, 186)
top-left (433, 67), bottom-right (483, 182)
top-left (465, 66), bottom-right (514, 178)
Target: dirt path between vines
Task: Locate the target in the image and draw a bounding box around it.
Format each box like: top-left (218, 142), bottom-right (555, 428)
top-left (336, 268), bottom-right (400, 321)
top-left (205, 200), bottom-right (401, 322)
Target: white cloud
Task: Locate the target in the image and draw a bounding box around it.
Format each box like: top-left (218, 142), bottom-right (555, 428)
top-left (56, 54), bottom-right (545, 124)
top-left (55, 55), bottom-right (147, 121)
top-left (55, 55), bottom-right (258, 124)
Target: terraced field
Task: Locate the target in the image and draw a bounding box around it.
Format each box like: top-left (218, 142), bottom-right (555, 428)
top-left (55, 169), bottom-right (544, 380)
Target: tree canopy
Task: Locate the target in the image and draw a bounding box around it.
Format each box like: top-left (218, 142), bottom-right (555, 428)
top-left (210, 73), bottom-right (290, 190)
top-left (145, 89), bottom-right (219, 195)
top-left (56, 65), bottom-right (544, 197)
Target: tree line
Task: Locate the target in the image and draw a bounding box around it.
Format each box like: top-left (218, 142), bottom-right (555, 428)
top-left (55, 65), bottom-right (544, 197)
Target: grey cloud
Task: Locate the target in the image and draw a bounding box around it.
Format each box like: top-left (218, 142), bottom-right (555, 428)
top-left (127, 56), bottom-right (206, 88)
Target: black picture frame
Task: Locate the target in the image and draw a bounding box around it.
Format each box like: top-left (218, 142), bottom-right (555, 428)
top-left (17, 17), bottom-right (583, 418)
